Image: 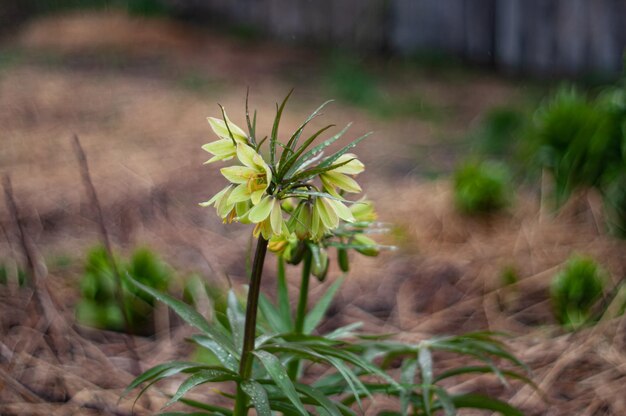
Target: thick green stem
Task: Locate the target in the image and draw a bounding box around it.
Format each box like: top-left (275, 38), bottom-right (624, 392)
top-left (288, 250), bottom-right (312, 380)
top-left (234, 237), bottom-right (269, 416)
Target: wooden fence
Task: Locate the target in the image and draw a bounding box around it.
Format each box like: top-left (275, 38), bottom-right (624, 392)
top-left (174, 0), bottom-right (626, 77)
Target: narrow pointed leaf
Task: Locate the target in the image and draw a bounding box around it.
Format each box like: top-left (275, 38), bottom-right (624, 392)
top-left (285, 124), bottom-right (352, 178)
top-left (304, 277), bottom-right (344, 333)
top-left (125, 273), bottom-right (236, 355)
top-left (226, 291), bottom-right (245, 351)
top-left (418, 347), bottom-right (433, 415)
top-left (271, 90), bottom-right (293, 166)
top-left (277, 258), bottom-right (293, 329)
top-left (451, 394), bottom-right (523, 416)
top-left (191, 335), bottom-right (240, 372)
top-left (242, 380), bottom-right (271, 416)
top-left (294, 382), bottom-right (343, 416)
top-left (316, 132), bottom-right (372, 170)
top-left (166, 369), bottom-right (239, 407)
top-left (259, 293), bottom-right (290, 333)
top-left (253, 350), bottom-right (308, 416)
top-left (280, 100), bottom-right (334, 168)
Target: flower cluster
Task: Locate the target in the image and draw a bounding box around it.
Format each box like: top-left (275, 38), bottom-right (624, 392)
top-left (200, 95), bottom-right (383, 274)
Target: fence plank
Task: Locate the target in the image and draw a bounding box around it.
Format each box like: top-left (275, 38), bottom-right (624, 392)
top-left (166, 0), bottom-right (626, 77)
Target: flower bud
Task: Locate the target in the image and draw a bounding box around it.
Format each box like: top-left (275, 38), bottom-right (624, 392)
top-left (337, 248), bottom-right (350, 272)
top-left (353, 234), bottom-right (379, 257)
top-left (312, 247), bottom-right (329, 281)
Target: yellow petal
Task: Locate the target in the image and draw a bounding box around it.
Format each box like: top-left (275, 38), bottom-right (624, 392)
top-left (217, 187), bottom-right (235, 218)
top-left (328, 199), bottom-right (355, 222)
top-left (220, 166), bottom-right (255, 184)
top-left (315, 197), bottom-right (339, 229)
top-left (250, 189), bottom-right (265, 205)
top-left (321, 171), bottom-right (362, 193)
top-left (199, 185), bottom-right (231, 207)
top-left (248, 196), bottom-right (274, 223)
top-left (207, 113), bottom-right (247, 142)
top-left (202, 139), bottom-right (236, 156)
top-left (270, 199), bottom-right (283, 236)
top-left (236, 143), bottom-right (259, 168)
top-left (332, 153), bottom-right (364, 175)
top-left (227, 183), bottom-right (251, 205)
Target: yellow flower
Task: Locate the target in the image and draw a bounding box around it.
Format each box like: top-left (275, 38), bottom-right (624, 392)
top-left (199, 185), bottom-right (237, 222)
top-left (311, 197), bottom-right (355, 241)
top-left (248, 195), bottom-right (284, 238)
top-left (202, 112), bottom-right (248, 164)
top-left (268, 232), bottom-right (298, 258)
top-left (320, 154), bottom-right (364, 195)
top-left (350, 198), bottom-right (377, 222)
top-left (220, 143), bottom-right (272, 206)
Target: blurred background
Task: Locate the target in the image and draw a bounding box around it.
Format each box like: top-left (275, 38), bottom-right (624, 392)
top-left (1, 1), bottom-right (626, 415)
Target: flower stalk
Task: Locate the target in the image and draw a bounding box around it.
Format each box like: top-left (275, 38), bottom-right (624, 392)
top-left (234, 236), bottom-right (269, 416)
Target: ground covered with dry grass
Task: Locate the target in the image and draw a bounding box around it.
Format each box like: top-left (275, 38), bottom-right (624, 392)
top-left (1, 11), bottom-right (626, 415)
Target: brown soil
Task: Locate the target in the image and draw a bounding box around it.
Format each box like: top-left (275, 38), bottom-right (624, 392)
top-left (1, 11), bottom-right (625, 416)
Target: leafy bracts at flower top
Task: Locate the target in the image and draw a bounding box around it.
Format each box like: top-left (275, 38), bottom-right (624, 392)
top-left (200, 94), bottom-right (374, 248)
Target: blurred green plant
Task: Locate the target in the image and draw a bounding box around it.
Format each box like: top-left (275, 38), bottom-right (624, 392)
top-left (526, 84), bottom-right (626, 236)
top-left (29, 0), bottom-right (169, 17)
top-left (476, 107), bottom-right (526, 158)
top-left (123, 93), bottom-right (532, 415)
top-left (453, 160), bottom-right (512, 215)
top-left (0, 262), bottom-right (27, 287)
top-left (75, 246), bottom-right (170, 334)
top-left (324, 55), bottom-right (442, 121)
top-left (550, 255), bottom-right (606, 330)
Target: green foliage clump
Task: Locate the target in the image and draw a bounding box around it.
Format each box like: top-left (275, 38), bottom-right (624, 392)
top-left (477, 107), bottom-right (526, 157)
top-left (550, 255), bottom-right (606, 329)
top-left (453, 160), bottom-right (511, 215)
top-left (528, 85), bottom-right (626, 236)
top-left (75, 246), bottom-right (170, 334)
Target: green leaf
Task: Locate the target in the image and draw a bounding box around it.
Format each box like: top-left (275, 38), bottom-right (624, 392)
top-left (271, 90), bottom-right (293, 166)
top-left (259, 293), bottom-right (290, 333)
top-left (294, 382), bottom-right (343, 416)
top-left (280, 100), bottom-right (334, 169)
top-left (123, 361), bottom-right (198, 397)
top-left (277, 258), bottom-right (293, 329)
top-left (306, 344), bottom-right (400, 391)
top-left (280, 124), bottom-right (336, 178)
top-left (253, 350), bottom-right (308, 416)
top-left (191, 335), bottom-right (239, 372)
top-left (288, 158), bottom-right (356, 184)
top-left (285, 123), bottom-right (352, 178)
top-left (303, 277), bottom-right (344, 333)
top-left (418, 347), bottom-right (433, 415)
top-left (226, 290), bottom-right (245, 351)
top-left (179, 398), bottom-right (234, 415)
top-left (399, 357), bottom-right (417, 416)
top-left (245, 88), bottom-right (256, 146)
top-left (316, 132), bottom-right (372, 170)
top-left (325, 322), bottom-right (363, 340)
top-left (432, 387), bottom-right (456, 416)
top-left (451, 393), bottom-right (523, 416)
top-left (166, 368), bottom-right (239, 407)
top-left (286, 190), bottom-right (352, 204)
top-left (242, 380), bottom-right (272, 416)
top-left (125, 273), bottom-right (236, 355)
top-left (434, 366), bottom-right (538, 391)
